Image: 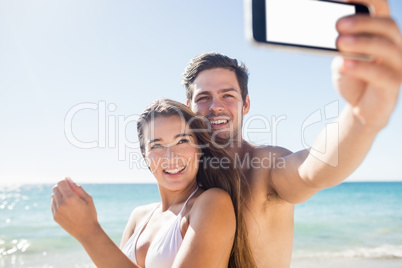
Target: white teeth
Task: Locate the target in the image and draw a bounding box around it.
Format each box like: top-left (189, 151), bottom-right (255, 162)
top-left (210, 119), bottom-right (229, 125)
top-left (164, 166), bottom-right (185, 174)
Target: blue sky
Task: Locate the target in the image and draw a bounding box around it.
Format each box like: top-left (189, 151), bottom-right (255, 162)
top-left (1, 0), bottom-right (401, 184)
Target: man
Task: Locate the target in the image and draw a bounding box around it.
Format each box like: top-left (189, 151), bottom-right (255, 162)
top-left (182, 0), bottom-right (402, 267)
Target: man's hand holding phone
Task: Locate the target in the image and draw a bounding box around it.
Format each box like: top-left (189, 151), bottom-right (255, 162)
top-left (333, 0), bottom-right (402, 129)
top-left (247, 0), bottom-right (401, 128)
top-left (247, 0), bottom-right (371, 58)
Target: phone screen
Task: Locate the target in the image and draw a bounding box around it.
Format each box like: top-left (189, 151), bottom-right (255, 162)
top-left (265, 0), bottom-right (357, 50)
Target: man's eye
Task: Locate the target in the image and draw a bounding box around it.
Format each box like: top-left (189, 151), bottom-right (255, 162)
top-left (223, 94), bottom-right (233, 98)
top-left (196, 96), bottom-right (209, 102)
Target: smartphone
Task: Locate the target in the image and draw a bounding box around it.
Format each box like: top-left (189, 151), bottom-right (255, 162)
top-left (245, 0), bottom-right (371, 58)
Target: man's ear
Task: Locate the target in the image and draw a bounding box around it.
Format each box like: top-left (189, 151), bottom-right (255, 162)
top-left (186, 100), bottom-right (189, 106)
top-left (243, 94), bottom-right (250, 116)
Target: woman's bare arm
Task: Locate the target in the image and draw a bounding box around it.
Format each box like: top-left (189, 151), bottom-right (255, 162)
top-left (172, 188), bottom-right (236, 268)
top-left (51, 178), bottom-right (140, 268)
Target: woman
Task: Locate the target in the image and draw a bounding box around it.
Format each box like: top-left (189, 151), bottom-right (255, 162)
top-left (51, 99), bottom-right (256, 268)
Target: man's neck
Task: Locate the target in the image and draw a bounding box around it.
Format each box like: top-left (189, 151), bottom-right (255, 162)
top-left (225, 138), bottom-right (249, 159)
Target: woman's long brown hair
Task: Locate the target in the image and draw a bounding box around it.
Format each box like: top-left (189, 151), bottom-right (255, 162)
top-left (137, 98), bottom-right (256, 268)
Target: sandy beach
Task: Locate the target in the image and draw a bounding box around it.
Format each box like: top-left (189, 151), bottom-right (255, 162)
top-left (291, 258), bottom-right (402, 268)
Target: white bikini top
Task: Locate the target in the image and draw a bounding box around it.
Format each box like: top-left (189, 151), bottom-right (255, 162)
top-left (122, 187), bottom-right (199, 268)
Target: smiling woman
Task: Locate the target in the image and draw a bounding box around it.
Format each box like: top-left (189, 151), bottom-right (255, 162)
top-left (140, 116), bottom-right (201, 192)
top-left (51, 98), bottom-right (257, 268)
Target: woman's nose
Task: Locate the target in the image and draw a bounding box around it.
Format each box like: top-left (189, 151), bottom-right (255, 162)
top-left (163, 146), bottom-right (178, 160)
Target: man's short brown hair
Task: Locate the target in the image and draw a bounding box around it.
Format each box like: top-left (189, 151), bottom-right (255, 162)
top-left (182, 52), bottom-right (249, 104)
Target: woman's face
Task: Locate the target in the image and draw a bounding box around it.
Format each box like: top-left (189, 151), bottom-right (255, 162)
top-left (143, 115), bottom-right (201, 191)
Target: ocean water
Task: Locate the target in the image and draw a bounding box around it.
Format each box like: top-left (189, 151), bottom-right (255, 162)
top-left (293, 182), bottom-right (402, 261)
top-left (0, 182), bottom-right (401, 267)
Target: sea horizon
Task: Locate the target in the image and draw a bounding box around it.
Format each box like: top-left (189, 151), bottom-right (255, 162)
top-left (1, 180), bottom-right (401, 186)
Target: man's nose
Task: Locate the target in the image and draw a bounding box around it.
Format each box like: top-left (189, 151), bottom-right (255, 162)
top-left (209, 98), bottom-right (224, 113)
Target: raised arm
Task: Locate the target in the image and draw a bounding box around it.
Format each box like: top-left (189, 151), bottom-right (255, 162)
top-left (172, 188), bottom-right (236, 268)
top-left (270, 0), bottom-right (402, 203)
top-left (52, 179), bottom-right (235, 268)
top-left (51, 178), bottom-right (139, 268)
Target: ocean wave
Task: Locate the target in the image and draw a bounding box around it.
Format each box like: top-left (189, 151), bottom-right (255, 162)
top-left (0, 239), bottom-right (30, 256)
top-left (293, 245), bottom-right (402, 260)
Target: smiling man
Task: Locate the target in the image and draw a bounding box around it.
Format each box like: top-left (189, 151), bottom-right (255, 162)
top-left (182, 0), bottom-right (402, 267)
top-left (185, 66), bottom-right (250, 145)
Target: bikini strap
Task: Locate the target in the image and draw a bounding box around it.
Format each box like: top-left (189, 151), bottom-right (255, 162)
top-left (141, 203), bottom-right (160, 228)
top-left (178, 186), bottom-right (199, 215)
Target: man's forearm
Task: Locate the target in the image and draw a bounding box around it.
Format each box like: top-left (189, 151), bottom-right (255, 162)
top-left (298, 104), bottom-right (380, 188)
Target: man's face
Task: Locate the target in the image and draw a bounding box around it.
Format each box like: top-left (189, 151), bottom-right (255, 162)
top-left (187, 68), bottom-right (250, 143)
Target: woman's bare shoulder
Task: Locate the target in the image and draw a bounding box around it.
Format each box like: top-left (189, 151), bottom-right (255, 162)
top-left (120, 202), bottom-right (159, 248)
top-left (129, 202), bottom-right (160, 226)
top-left (191, 188), bottom-right (233, 217)
top-left (183, 188), bottom-right (236, 249)
top-left (197, 187), bottom-right (231, 200)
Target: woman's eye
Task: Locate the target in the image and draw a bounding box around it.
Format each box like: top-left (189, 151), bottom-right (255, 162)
top-left (150, 144), bottom-right (163, 149)
top-left (177, 138), bottom-right (190, 145)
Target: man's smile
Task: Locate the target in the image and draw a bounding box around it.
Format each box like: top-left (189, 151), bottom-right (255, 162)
top-left (207, 116), bottom-right (231, 128)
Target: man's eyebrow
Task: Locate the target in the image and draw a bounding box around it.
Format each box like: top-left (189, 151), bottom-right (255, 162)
top-left (219, 88), bottom-right (238, 94)
top-left (194, 88), bottom-right (238, 97)
top-left (194, 90), bottom-right (211, 97)
top-left (219, 87), bottom-right (237, 92)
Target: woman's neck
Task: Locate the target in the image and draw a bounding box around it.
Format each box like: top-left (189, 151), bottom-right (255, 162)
top-left (158, 181), bottom-right (198, 212)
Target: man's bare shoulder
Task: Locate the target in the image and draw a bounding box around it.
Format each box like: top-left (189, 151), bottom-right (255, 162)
top-left (246, 142), bottom-right (293, 162)
top-left (245, 143), bottom-right (292, 168)
top-left (239, 142), bottom-right (293, 203)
